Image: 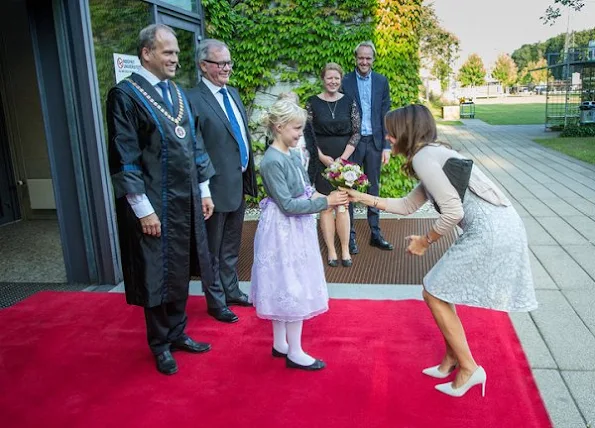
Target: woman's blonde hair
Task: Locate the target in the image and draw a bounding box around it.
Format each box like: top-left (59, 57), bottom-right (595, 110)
top-left (260, 98), bottom-right (307, 140)
top-left (320, 62), bottom-right (344, 79)
top-left (384, 104), bottom-right (449, 176)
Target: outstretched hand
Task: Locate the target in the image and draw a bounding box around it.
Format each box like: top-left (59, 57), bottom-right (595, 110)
top-left (339, 187), bottom-right (362, 203)
top-left (405, 235), bottom-right (429, 256)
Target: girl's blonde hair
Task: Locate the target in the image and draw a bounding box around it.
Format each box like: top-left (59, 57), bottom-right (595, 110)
top-left (384, 104), bottom-right (450, 176)
top-left (260, 98), bottom-right (307, 140)
top-left (277, 91), bottom-right (300, 104)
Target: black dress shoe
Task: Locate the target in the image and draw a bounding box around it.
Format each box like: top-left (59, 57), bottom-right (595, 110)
top-left (171, 336), bottom-right (211, 353)
top-left (272, 347), bottom-right (287, 358)
top-left (370, 236), bottom-right (394, 251)
top-left (207, 307), bottom-right (239, 323)
top-left (155, 350), bottom-right (178, 375)
top-left (349, 240), bottom-right (359, 255)
top-left (327, 259), bottom-right (339, 267)
top-left (342, 258), bottom-right (353, 267)
top-left (286, 357), bottom-right (326, 371)
top-left (227, 293), bottom-right (252, 307)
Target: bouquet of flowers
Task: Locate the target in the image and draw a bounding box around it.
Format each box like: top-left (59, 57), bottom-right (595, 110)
top-left (323, 159), bottom-right (370, 212)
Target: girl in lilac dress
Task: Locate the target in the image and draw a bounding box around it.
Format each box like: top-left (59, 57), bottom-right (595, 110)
top-left (250, 98), bottom-right (348, 371)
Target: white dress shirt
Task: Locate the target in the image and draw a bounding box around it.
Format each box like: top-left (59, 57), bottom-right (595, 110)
top-left (126, 66), bottom-right (211, 218)
top-left (201, 77), bottom-right (250, 171)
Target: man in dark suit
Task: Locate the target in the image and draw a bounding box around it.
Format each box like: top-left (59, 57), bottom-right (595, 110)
top-left (187, 39), bottom-right (257, 323)
top-left (342, 41), bottom-right (394, 254)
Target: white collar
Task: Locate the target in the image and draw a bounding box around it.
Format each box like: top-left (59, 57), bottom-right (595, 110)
top-left (202, 76), bottom-right (227, 96)
top-left (137, 66), bottom-right (167, 87)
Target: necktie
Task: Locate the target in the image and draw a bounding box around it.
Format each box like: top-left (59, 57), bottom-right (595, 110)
top-left (156, 81), bottom-right (173, 114)
top-left (219, 87), bottom-right (248, 169)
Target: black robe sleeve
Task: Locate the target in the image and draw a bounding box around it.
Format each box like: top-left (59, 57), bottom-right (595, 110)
top-left (107, 87), bottom-right (146, 199)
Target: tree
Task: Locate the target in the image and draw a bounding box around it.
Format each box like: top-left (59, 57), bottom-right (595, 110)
top-left (541, 0), bottom-right (585, 25)
top-left (511, 43), bottom-right (544, 72)
top-left (458, 54), bottom-right (486, 87)
top-left (418, 3), bottom-right (460, 92)
top-left (518, 58), bottom-right (550, 86)
top-left (529, 58), bottom-right (550, 84)
top-left (491, 54), bottom-right (518, 91)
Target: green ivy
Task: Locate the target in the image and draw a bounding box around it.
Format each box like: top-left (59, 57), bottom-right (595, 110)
top-left (202, 0), bottom-right (423, 203)
top-left (379, 154), bottom-right (417, 197)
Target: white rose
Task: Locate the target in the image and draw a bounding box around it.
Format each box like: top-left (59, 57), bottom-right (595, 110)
top-left (342, 170), bottom-right (358, 183)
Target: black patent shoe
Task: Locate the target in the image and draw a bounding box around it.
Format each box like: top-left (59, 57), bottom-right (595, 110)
top-left (227, 293), bottom-right (252, 307)
top-left (286, 357), bottom-right (326, 371)
top-left (155, 350), bottom-right (178, 375)
top-left (272, 347), bottom-right (288, 358)
top-left (207, 307), bottom-right (239, 323)
top-left (370, 236), bottom-right (394, 251)
top-left (327, 259), bottom-right (339, 267)
top-left (342, 258), bottom-right (353, 267)
top-left (171, 336), bottom-right (211, 353)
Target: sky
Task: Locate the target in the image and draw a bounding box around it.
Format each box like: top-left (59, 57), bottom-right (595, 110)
top-left (431, 0), bottom-right (595, 70)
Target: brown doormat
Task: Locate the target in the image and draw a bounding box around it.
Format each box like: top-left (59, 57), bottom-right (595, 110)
top-left (236, 218), bottom-right (457, 285)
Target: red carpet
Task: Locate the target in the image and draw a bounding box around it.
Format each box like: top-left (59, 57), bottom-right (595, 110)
top-left (0, 292), bottom-right (551, 428)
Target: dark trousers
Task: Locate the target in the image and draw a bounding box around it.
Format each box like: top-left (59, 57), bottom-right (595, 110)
top-left (144, 299), bottom-right (188, 355)
top-left (349, 135), bottom-right (382, 241)
top-left (203, 199), bottom-right (246, 309)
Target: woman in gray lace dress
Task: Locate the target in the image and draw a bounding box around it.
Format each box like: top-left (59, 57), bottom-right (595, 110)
top-left (344, 104), bottom-right (537, 398)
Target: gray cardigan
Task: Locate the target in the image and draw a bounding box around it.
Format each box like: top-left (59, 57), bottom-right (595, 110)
top-left (259, 146), bottom-right (328, 215)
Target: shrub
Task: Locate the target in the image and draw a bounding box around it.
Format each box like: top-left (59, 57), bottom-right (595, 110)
top-left (561, 124), bottom-right (595, 138)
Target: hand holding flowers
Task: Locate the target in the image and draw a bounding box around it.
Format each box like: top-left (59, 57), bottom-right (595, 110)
top-left (323, 159), bottom-right (369, 212)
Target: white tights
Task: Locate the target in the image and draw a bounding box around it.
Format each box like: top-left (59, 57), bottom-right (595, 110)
top-left (272, 320), bottom-right (315, 366)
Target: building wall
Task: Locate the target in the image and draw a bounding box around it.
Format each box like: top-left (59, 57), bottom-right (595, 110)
top-left (0, 0), bottom-right (52, 216)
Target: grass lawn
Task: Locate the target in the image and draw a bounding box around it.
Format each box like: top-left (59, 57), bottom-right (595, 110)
top-left (425, 103), bottom-right (464, 126)
top-left (532, 137), bottom-right (595, 165)
top-left (475, 103), bottom-right (546, 125)
top-left (437, 120), bottom-right (464, 126)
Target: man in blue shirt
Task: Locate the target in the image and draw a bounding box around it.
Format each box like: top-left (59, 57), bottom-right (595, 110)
top-left (342, 41), bottom-right (394, 253)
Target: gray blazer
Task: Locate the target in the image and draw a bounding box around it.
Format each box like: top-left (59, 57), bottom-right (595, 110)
top-left (260, 147), bottom-right (328, 215)
top-left (187, 80), bottom-right (257, 212)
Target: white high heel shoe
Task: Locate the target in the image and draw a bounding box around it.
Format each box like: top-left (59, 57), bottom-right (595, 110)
top-left (422, 364), bottom-right (457, 379)
top-left (435, 366), bottom-right (487, 397)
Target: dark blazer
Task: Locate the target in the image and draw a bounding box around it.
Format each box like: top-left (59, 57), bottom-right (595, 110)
top-left (342, 70), bottom-right (391, 151)
top-left (187, 80), bottom-right (257, 212)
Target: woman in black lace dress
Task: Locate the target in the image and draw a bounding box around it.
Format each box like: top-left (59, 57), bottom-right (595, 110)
top-left (305, 63), bottom-right (361, 267)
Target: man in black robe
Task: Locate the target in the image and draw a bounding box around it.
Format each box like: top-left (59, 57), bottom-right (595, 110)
top-left (107, 24), bottom-right (215, 375)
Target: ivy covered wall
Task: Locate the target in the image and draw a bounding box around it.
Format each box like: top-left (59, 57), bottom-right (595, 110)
top-left (201, 0), bottom-right (422, 200)
top-left (202, 0), bottom-right (422, 108)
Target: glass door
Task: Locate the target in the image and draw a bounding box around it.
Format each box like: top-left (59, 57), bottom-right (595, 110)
top-left (157, 12), bottom-right (202, 89)
top-left (0, 94), bottom-right (19, 226)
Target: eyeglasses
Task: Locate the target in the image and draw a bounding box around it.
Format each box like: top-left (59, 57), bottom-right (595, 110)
top-left (203, 59), bottom-right (234, 69)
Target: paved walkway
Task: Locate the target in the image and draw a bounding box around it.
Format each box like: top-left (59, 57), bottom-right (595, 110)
top-left (440, 119), bottom-right (595, 427)
top-left (108, 119), bottom-right (595, 426)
